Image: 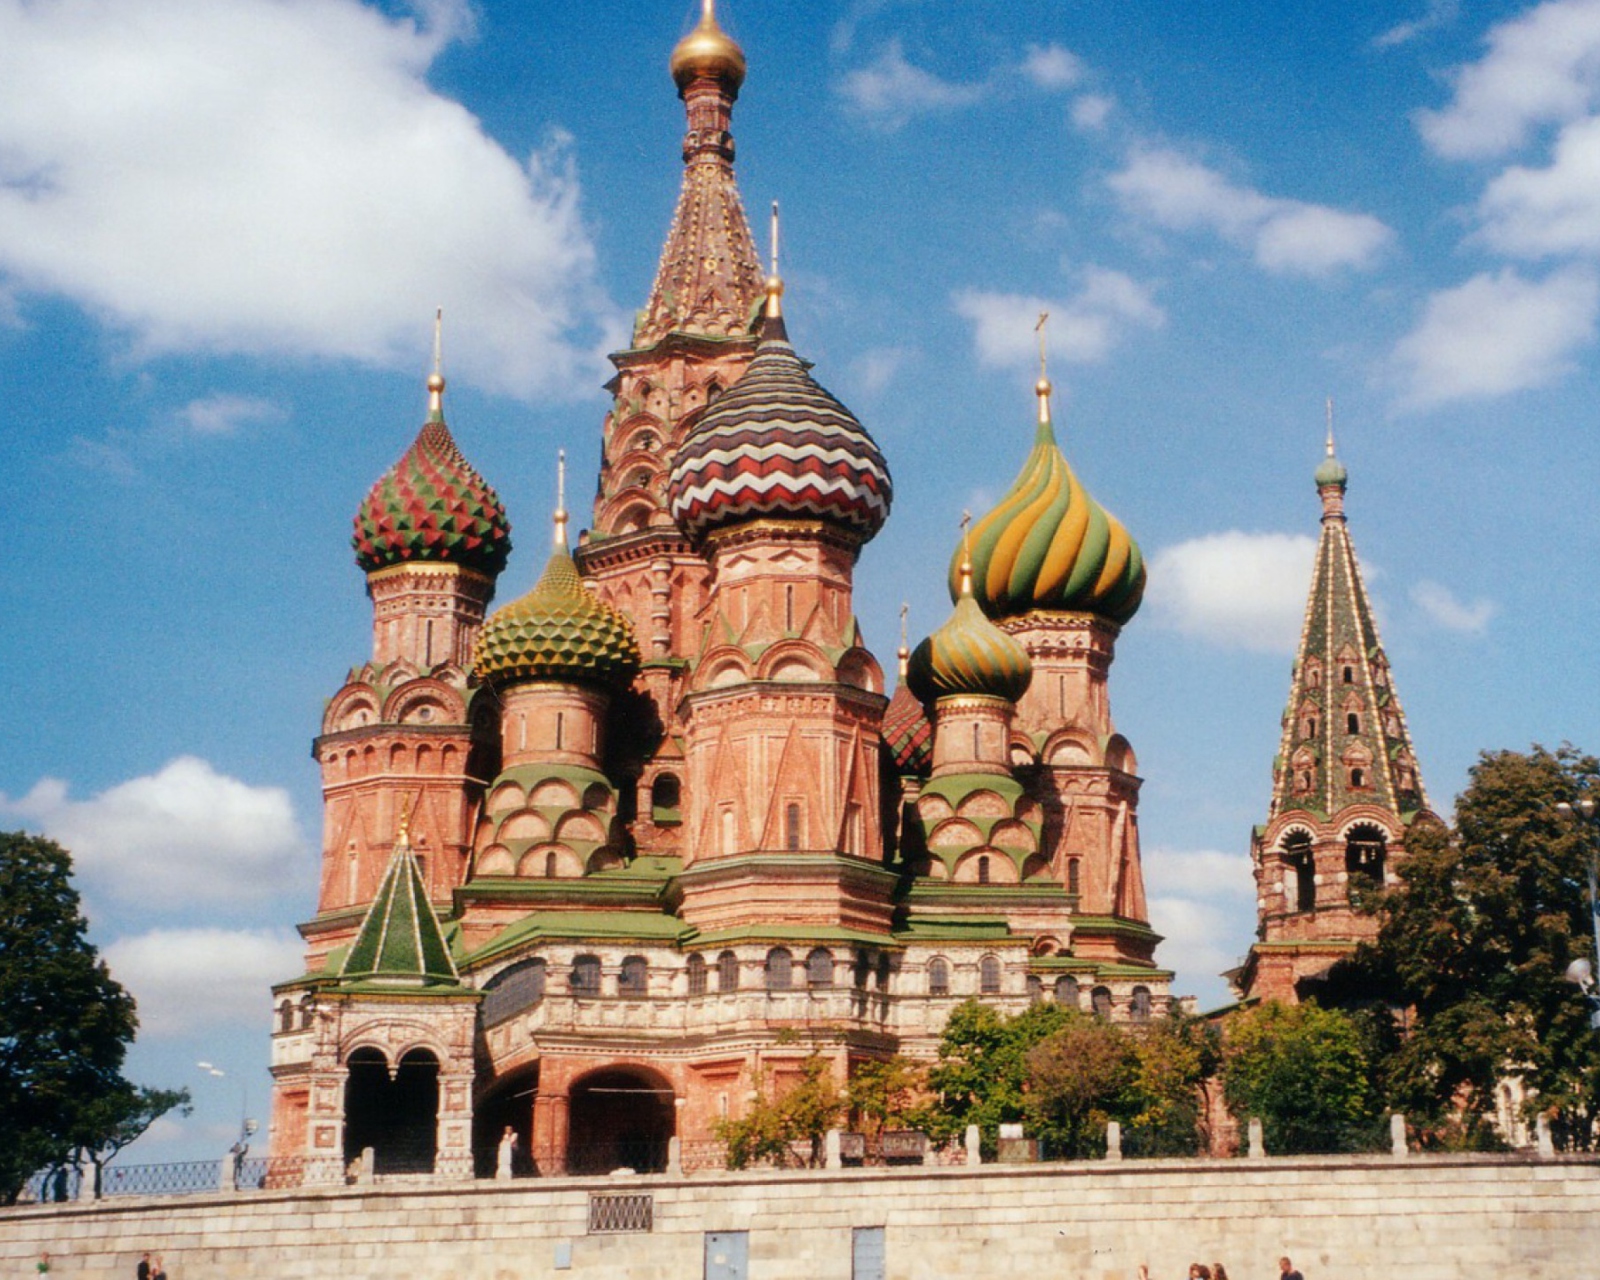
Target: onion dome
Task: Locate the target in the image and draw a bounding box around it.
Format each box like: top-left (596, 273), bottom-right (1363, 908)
top-left (954, 378), bottom-right (1143, 625)
top-left (474, 506), bottom-right (640, 690)
top-left (882, 640), bottom-right (933, 774)
top-left (1315, 427), bottom-right (1348, 490)
top-left (353, 373), bottom-right (511, 576)
top-left (908, 563), bottom-right (1033, 704)
top-left (667, 283), bottom-right (892, 543)
top-left (671, 0), bottom-right (746, 93)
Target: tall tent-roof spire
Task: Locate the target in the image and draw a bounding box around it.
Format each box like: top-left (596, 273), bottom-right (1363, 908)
top-left (1270, 428), bottom-right (1429, 823)
top-left (637, 0), bottom-right (765, 347)
top-left (339, 806), bottom-right (461, 988)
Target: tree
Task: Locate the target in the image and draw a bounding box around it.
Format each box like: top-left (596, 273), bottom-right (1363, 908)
top-left (1353, 745), bottom-right (1600, 1148)
top-left (73, 1084), bottom-right (193, 1197)
top-left (1221, 999), bottom-right (1380, 1154)
top-left (0, 832), bottom-right (189, 1202)
top-left (918, 999), bottom-right (1072, 1147)
top-left (715, 1053), bottom-right (844, 1169)
top-left (846, 1055), bottom-right (924, 1138)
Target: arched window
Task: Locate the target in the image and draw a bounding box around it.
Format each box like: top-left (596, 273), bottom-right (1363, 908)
top-left (929, 958), bottom-right (950, 997)
top-left (1284, 831), bottom-right (1316, 912)
top-left (299, 994), bottom-right (316, 1030)
top-left (570, 954), bottom-right (602, 996)
top-left (1350, 766), bottom-right (1365, 788)
top-left (1027, 975), bottom-right (1044, 1004)
top-left (686, 953), bottom-right (707, 997)
top-left (1345, 825), bottom-right (1387, 897)
top-left (651, 773), bottom-right (681, 823)
top-left (1054, 974), bottom-right (1079, 1007)
top-left (979, 954), bottom-right (1002, 995)
top-left (853, 950), bottom-right (871, 989)
top-left (1347, 712), bottom-right (1360, 734)
top-left (544, 850), bottom-right (558, 878)
top-left (977, 854), bottom-right (991, 885)
top-left (875, 952), bottom-right (891, 991)
top-left (277, 999), bottom-right (295, 1033)
top-left (717, 950), bottom-right (739, 993)
top-left (785, 803), bottom-right (802, 851)
top-left (806, 948), bottom-right (834, 989)
top-left (765, 947), bottom-right (793, 992)
top-left (1130, 986), bottom-right (1152, 1022)
top-left (1067, 859), bottom-right (1081, 895)
top-left (619, 955), bottom-right (648, 998)
top-left (1091, 985), bottom-right (1113, 1019)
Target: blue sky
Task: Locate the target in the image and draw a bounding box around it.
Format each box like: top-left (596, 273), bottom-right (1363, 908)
top-left (2, 0), bottom-right (1597, 1161)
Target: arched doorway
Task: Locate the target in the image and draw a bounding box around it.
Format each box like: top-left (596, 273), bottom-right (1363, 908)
top-left (472, 1063), bottom-right (539, 1178)
top-left (343, 1046), bottom-right (440, 1175)
top-left (566, 1066), bottom-right (675, 1175)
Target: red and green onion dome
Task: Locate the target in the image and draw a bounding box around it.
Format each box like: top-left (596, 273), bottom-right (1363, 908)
top-left (353, 378), bottom-right (511, 577)
top-left (882, 650), bottom-right (934, 774)
top-left (907, 569), bottom-right (1033, 705)
top-left (667, 298), bottom-right (892, 544)
top-left (474, 522), bottom-right (640, 690)
top-left (953, 379), bottom-right (1144, 626)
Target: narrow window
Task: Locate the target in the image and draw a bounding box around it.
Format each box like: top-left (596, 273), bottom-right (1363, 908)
top-left (807, 948), bottom-right (833, 989)
top-left (785, 583), bottom-right (795, 631)
top-left (721, 808), bottom-right (736, 855)
top-left (556, 711), bottom-right (564, 751)
top-left (1092, 986), bottom-right (1113, 1019)
top-left (853, 950), bottom-right (871, 988)
top-left (1347, 712), bottom-right (1360, 735)
top-left (1131, 986), bottom-right (1152, 1022)
top-left (1350, 767), bottom-right (1365, 788)
top-left (717, 950), bottom-right (739, 992)
top-left (1027, 975), bottom-right (1044, 1004)
top-left (1054, 975), bottom-right (1079, 1007)
top-left (277, 999), bottom-right (295, 1033)
top-left (424, 619), bottom-right (434, 667)
top-left (619, 955), bottom-right (648, 997)
top-left (1342, 665), bottom-right (1354, 684)
top-left (928, 958), bottom-right (950, 997)
top-left (765, 948), bottom-right (793, 991)
top-left (979, 954), bottom-right (1001, 995)
top-left (545, 851), bottom-right (558, 878)
top-left (785, 803), bottom-right (802, 851)
top-left (1067, 858), bottom-right (1081, 895)
top-left (570, 955), bottom-right (601, 996)
top-left (977, 855), bottom-right (990, 885)
top-left (519, 714), bottom-right (527, 751)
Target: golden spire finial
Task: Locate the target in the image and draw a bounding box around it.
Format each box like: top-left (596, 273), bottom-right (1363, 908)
top-left (897, 601), bottom-right (910, 678)
top-left (1034, 311), bottom-right (1052, 424)
top-left (670, 0), bottom-right (746, 91)
top-left (427, 307), bottom-right (445, 418)
top-left (397, 791), bottom-right (421, 848)
top-left (958, 510), bottom-right (974, 596)
top-left (554, 449), bottom-right (569, 548)
top-left (1325, 395), bottom-right (1336, 457)
top-left (764, 199), bottom-right (784, 319)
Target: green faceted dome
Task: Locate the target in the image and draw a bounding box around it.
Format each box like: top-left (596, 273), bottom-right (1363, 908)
top-left (907, 570), bottom-right (1033, 704)
top-left (1315, 449), bottom-right (1348, 489)
top-left (475, 528), bottom-right (640, 690)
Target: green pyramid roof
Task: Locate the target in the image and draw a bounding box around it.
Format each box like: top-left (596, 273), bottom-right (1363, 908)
top-left (339, 837), bottom-right (461, 988)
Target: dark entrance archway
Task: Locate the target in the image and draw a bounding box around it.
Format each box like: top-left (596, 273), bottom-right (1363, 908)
top-left (343, 1046), bottom-right (440, 1174)
top-left (566, 1066), bottom-right (675, 1175)
top-left (472, 1063), bottom-right (539, 1178)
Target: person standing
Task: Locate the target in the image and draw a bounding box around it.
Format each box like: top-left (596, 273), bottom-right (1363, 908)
top-left (150, 1257), bottom-right (167, 1280)
top-left (35, 1252), bottom-right (49, 1275)
top-left (1279, 1257), bottom-right (1304, 1280)
top-left (136, 1252), bottom-right (151, 1280)
top-left (1212, 1265), bottom-right (1229, 1280)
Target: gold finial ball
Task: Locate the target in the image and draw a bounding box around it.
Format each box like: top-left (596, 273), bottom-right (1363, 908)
top-left (765, 274), bottom-right (784, 296)
top-left (1035, 377), bottom-right (1052, 398)
top-left (670, 6), bottom-right (747, 91)
top-left (427, 373), bottom-right (446, 393)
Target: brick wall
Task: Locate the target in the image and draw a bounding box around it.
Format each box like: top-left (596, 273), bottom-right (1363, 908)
top-left (3, 1154), bottom-right (1595, 1280)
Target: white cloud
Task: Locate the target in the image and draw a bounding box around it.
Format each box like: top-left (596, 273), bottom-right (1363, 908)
top-left (2, 757), bottom-right (310, 908)
top-left (1373, 0), bottom-right (1460, 50)
top-left (848, 346), bottom-right (911, 397)
top-left (1142, 847), bottom-right (1255, 899)
top-left (1070, 94), bottom-right (1113, 133)
top-left (1415, 0), bottom-right (1600, 160)
top-left (1477, 115), bottom-right (1600, 257)
top-left (175, 393), bottom-right (281, 438)
top-left (1142, 848), bottom-right (1258, 1003)
top-left (1410, 580), bottom-right (1496, 632)
top-left (104, 927), bottom-right (305, 1037)
top-left (1144, 531), bottom-right (1316, 654)
top-left (1108, 148), bottom-right (1393, 276)
top-left (953, 267), bottom-right (1164, 368)
top-left (1390, 266), bottom-right (1599, 409)
top-left (1020, 44), bottom-right (1084, 91)
top-left (837, 40), bottom-right (984, 128)
top-left (0, 0), bottom-right (616, 400)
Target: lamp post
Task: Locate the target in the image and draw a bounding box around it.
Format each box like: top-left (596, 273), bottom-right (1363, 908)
top-left (1555, 797), bottom-right (1600, 1029)
top-left (196, 1062), bottom-right (259, 1155)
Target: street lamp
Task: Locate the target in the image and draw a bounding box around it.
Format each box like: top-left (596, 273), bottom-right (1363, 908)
top-left (1555, 797), bottom-right (1600, 1030)
top-left (195, 1062), bottom-right (259, 1153)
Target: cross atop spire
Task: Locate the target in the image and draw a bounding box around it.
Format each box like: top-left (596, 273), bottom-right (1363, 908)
top-left (427, 308), bottom-right (445, 422)
top-left (1035, 311), bottom-right (1053, 425)
top-left (554, 449), bottom-right (569, 548)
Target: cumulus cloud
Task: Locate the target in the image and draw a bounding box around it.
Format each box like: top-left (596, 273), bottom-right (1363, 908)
top-left (104, 927), bottom-right (305, 1037)
top-left (1108, 148), bottom-right (1393, 276)
top-left (953, 267), bottom-right (1164, 368)
top-left (1477, 115), bottom-right (1600, 257)
top-left (837, 40), bottom-right (984, 128)
top-left (1070, 94), bottom-right (1114, 133)
top-left (1144, 531), bottom-right (1316, 654)
top-left (1390, 266), bottom-right (1599, 409)
top-left (847, 346), bottom-right (912, 397)
top-left (1411, 580), bottom-right (1496, 632)
top-left (175, 393), bottom-right (282, 438)
top-left (0, 0), bottom-right (615, 400)
top-left (2, 757), bottom-right (310, 908)
top-left (1373, 0), bottom-right (1460, 50)
top-left (1020, 44), bottom-right (1084, 91)
top-left (1142, 848), bottom-right (1257, 1001)
top-left (1415, 0), bottom-right (1600, 160)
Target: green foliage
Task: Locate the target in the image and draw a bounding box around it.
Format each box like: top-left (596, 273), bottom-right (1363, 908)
top-left (919, 999), bottom-right (1072, 1146)
top-left (1222, 1000), bottom-right (1380, 1154)
top-left (0, 832), bottom-right (188, 1203)
top-left (846, 1055), bottom-right (924, 1138)
top-left (1355, 745), bottom-right (1600, 1149)
top-left (715, 1053), bottom-right (843, 1169)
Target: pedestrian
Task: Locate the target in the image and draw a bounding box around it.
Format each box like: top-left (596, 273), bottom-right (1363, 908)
top-left (1279, 1258), bottom-right (1304, 1280)
top-left (136, 1252), bottom-right (151, 1280)
top-left (1188, 1266), bottom-right (1211, 1280)
top-left (35, 1252), bottom-right (49, 1275)
top-left (150, 1257), bottom-right (167, 1280)
top-left (1212, 1266), bottom-right (1229, 1280)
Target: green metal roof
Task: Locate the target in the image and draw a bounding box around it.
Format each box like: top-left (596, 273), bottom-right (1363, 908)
top-left (339, 840), bottom-right (462, 989)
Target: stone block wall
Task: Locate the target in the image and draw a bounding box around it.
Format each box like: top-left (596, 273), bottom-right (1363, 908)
top-left (2, 1154), bottom-right (1595, 1280)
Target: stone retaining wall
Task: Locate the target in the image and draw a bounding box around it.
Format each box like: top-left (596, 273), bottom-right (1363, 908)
top-left (3, 1154), bottom-right (1596, 1280)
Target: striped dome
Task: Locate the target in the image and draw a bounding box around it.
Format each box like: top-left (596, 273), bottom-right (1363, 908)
top-left (907, 577), bottom-right (1033, 704)
top-left (667, 312), bottom-right (892, 542)
top-left (475, 534), bottom-right (640, 690)
top-left (882, 679), bottom-right (933, 775)
top-left (955, 385), bottom-right (1143, 625)
top-left (353, 404), bottom-right (511, 577)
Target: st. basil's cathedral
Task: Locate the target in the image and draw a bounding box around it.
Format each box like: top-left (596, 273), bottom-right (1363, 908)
top-left (268, 2), bottom-right (1436, 1177)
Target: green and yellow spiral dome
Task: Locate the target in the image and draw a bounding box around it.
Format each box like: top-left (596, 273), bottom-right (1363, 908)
top-left (474, 518), bottom-right (640, 690)
top-left (953, 380), bottom-right (1144, 625)
top-left (907, 565), bottom-right (1033, 704)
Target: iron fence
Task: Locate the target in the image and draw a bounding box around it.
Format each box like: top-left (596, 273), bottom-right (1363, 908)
top-left (587, 1192), bottom-right (653, 1233)
top-left (100, 1160), bottom-right (221, 1197)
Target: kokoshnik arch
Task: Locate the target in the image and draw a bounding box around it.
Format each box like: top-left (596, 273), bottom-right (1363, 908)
top-left (266, 2), bottom-right (1426, 1178)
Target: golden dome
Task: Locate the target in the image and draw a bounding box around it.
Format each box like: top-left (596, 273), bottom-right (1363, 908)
top-left (670, 0), bottom-right (746, 92)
